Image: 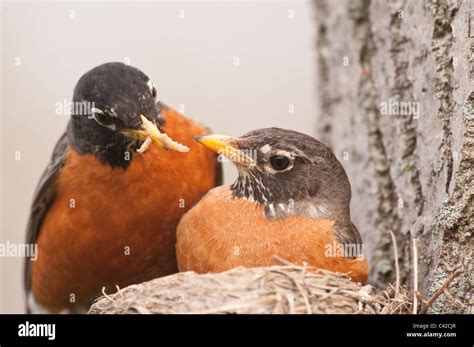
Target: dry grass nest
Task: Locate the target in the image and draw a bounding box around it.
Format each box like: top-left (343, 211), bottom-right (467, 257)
top-left (89, 263), bottom-right (413, 314)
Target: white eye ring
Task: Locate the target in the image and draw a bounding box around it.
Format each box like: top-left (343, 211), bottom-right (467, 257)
top-left (90, 107), bottom-right (103, 116)
top-left (263, 150), bottom-right (295, 174)
top-left (91, 107), bottom-right (116, 130)
top-left (147, 80), bottom-right (159, 103)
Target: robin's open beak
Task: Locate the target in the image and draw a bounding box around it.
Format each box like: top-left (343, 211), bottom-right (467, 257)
top-left (194, 134), bottom-right (255, 167)
top-left (122, 115), bottom-right (189, 153)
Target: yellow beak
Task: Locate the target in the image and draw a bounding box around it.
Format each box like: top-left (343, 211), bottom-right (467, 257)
top-left (122, 115), bottom-right (189, 153)
top-left (194, 134), bottom-right (255, 167)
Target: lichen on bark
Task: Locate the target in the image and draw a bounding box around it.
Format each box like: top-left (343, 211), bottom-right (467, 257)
top-left (312, 0), bottom-right (473, 313)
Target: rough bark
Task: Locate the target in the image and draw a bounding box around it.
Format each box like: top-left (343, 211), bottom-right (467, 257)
top-left (312, 0), bottom-right (472, 313)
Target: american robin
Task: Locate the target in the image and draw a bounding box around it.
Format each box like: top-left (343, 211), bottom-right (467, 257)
top-left (176, 128), bottom-right (368, 283)
top-left (25, 62), bottom-right (221, 313)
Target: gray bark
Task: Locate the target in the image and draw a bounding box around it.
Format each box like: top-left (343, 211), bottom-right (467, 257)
top-left (312, 0), bottom-right (473, 313)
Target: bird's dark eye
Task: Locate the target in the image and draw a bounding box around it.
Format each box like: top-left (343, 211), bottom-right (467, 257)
top-left (92, 110), bottom-right (115, 127)
top-left (148, 81), bottom-right (159, 103)
top-left (270, 155), bottom-right (290, 171)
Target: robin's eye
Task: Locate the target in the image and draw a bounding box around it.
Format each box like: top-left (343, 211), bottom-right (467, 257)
top-left (148, 80), bottom-right (159, 103)
top-left (92, 109), bottom-right (115, 128)
top-left (269, 155), bottom-right (290, 171)
top-left (151, 86), bottom-right (158, 102)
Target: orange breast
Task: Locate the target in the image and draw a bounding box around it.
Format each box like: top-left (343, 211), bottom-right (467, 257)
top-left (31, 109), bottom-right (218, 312)
top-left (176, 186), bottom-right (368, 283)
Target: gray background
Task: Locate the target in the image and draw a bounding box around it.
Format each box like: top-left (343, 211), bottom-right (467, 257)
top-left (1, 0), bottom-right (316, 312)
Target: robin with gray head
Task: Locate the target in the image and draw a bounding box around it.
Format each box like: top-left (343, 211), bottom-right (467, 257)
top-left (176, 128), bottom-right (368, 283)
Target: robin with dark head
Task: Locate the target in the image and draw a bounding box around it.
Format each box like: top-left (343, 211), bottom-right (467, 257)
top-left (176, 128), bottom-right (368, 283)
top-left (25, 62), bottom-right (221, 313)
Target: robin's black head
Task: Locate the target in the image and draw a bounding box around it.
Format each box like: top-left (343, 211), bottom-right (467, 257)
top-left (68, 62), bottom-right (187, 168)
top-left (195, 128), bottom-right (353, 221)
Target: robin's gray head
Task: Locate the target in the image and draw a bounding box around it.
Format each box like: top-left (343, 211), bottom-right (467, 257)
top-left (195, 128), bottom-right (352, 221)
top-left (69, 62), bottom-right (188, 168)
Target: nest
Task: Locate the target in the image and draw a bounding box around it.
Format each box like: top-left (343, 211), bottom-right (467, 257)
top-left (88, 264), bottom-right (412, 314)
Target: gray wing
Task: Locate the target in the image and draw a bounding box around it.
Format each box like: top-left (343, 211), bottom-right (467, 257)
top-left (24, 132), bottom-right (68, 295)
top-left (332, 221), bottom-right (364, 258)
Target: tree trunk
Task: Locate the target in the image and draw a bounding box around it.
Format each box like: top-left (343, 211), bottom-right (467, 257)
top-left (312, 0), bottom-right (472, 313)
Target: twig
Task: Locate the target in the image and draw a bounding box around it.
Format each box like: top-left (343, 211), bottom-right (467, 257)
top-left (301, 261), bottom-right (308, 278)
top-left (287, 293), bottom-right (296, 314)
top-left (412, 238), bottom-right (419, 314)
top-left (416, 291), bottom-right (427, 308)
top-left (443, 288), bottom-right (468, 309)
top-left (270, 268), bottom-right (313, 314)
top-left (388, 230), bottom-right (400, 299)
top-left (101, 286), bottom-right (115, 303)
top-left (272, 255), bottom-right (295, 266)
top-left (418, 267), bottom-right (465, 314)
top-left (115, 285), bottom-right (125, 299)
